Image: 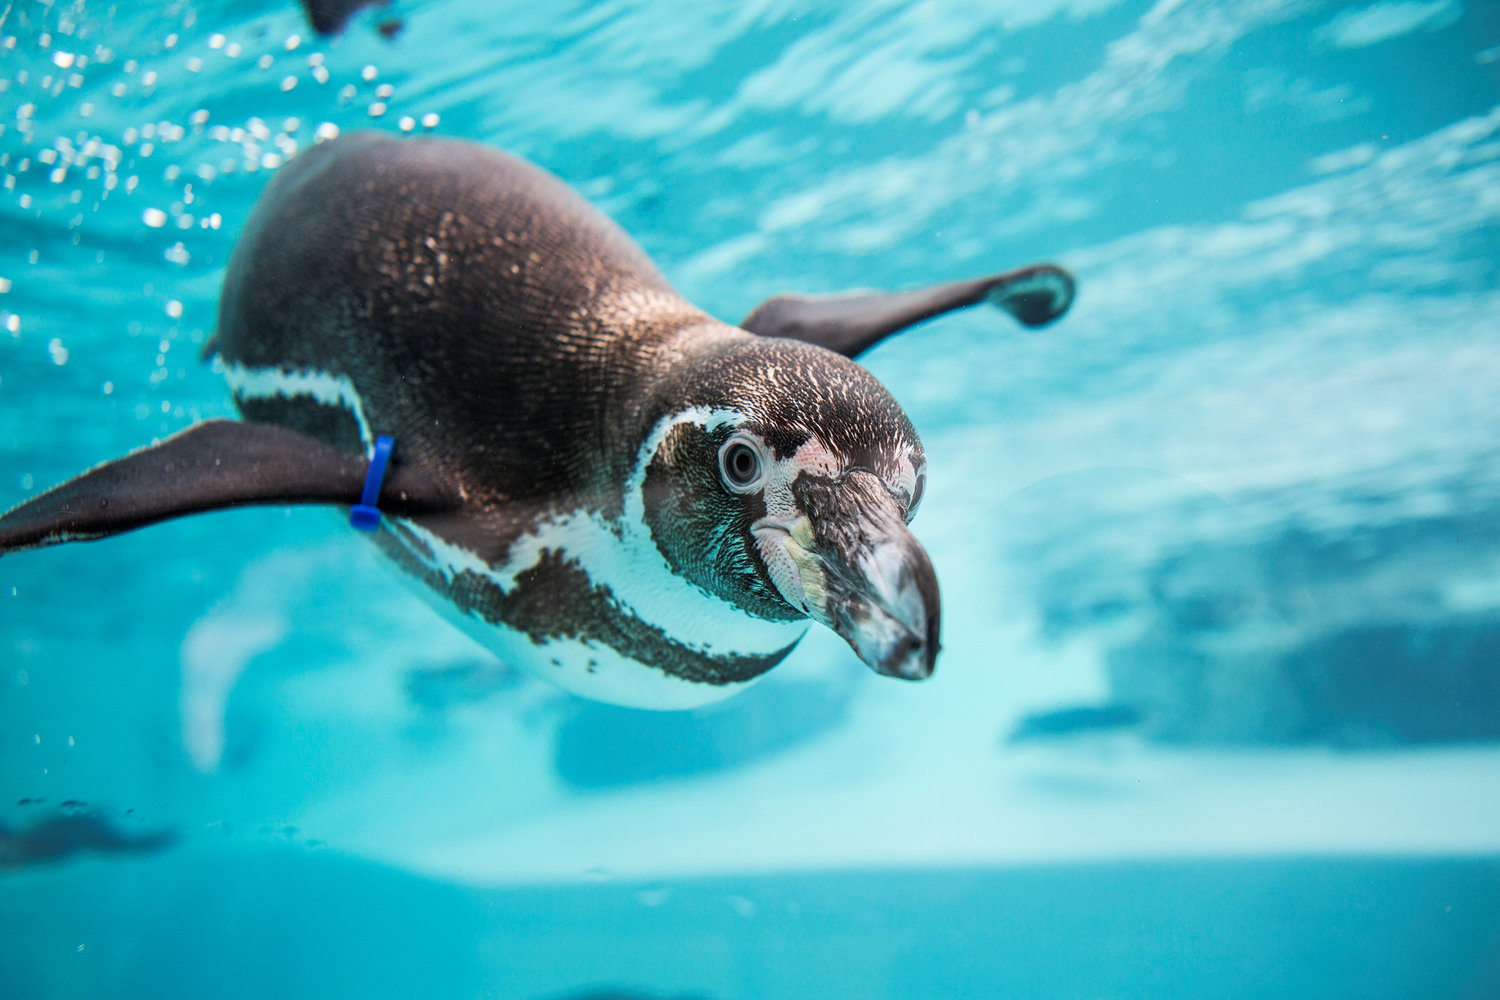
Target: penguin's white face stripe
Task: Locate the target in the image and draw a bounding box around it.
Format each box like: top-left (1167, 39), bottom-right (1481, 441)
top-left (611, 406), bottom-right (806, 646)
top-left (623, 405), bottom-right (743, 508)
top-left (222, 361), bottom-right (374, 447)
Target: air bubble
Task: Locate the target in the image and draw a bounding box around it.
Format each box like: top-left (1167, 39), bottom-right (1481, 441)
top-left (142, 207), bottom-right (167, 227)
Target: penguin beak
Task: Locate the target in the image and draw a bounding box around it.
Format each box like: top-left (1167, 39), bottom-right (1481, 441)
top-left (752, 470), bottom-right (940, 680)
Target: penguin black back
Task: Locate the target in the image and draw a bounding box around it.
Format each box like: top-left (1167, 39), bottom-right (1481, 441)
top-left (215, 132), bottom-right (707, 512)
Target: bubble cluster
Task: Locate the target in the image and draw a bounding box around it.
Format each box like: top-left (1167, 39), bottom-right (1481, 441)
top-left (0, 2), bottom-right (450, 437)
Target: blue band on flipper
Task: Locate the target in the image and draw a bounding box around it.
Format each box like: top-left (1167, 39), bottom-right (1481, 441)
top-left (350, 434), bottom-right (394, 532)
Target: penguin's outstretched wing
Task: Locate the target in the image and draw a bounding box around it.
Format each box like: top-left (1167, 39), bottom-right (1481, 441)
top-left (0, 420), bottom-right (460, 555)
top-left (740, 263), bottom-right (1076, 359)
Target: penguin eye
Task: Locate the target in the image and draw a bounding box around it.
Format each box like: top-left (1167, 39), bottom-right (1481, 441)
top-left (718, 436), bottom-right (766, 493)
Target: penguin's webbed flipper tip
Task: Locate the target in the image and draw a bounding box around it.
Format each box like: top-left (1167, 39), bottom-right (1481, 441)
top-left (983, 263), bottom-right (1076, 328)
top-left (740, 261), bottom-right (1077, 359)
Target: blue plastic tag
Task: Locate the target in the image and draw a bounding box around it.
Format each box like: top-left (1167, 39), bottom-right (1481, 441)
top-left (350, 434), bottom-right (394, 532)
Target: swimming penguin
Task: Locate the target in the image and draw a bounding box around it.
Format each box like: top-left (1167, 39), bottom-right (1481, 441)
top-left (0, 133), bottom-right (1074, 709)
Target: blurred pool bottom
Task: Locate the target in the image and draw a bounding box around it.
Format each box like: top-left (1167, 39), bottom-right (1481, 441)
top-left (5, 745), bottom-right (1499, 999)
top-left (339, 746), bottom-right (1500, 886)
top-left (3, 846), bottom-right (1496, 1000)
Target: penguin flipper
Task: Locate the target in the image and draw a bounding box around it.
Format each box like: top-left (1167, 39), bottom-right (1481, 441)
top-left (0, 419), bottom-right (460, 556)
top-left (739, 263), bottom-right (1076, 358)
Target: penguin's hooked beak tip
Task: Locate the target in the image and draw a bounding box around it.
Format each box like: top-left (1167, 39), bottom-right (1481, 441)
top-left (832, 530), bottom-right (941, 681)
top-left (752, 472), bottom-right (941, 681)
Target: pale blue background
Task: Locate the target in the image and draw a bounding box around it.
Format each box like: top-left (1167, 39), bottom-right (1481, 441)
top-left (2, 1), bottom-right (1499, 997)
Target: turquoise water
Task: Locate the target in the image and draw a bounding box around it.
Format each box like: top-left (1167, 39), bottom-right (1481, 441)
top-left (2, 0), bottom-right (1499, 996)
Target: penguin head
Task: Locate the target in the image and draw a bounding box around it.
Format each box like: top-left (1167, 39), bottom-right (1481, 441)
top-left (640, 337), bottom-right (940, 681)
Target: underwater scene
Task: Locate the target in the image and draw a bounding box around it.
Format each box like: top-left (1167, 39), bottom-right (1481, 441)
top-left (2, 0), bottom-right (1499, 996)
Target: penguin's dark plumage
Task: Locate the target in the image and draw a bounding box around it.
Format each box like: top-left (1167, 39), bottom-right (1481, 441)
top-left (0, 133), bottom-right (1074, 707)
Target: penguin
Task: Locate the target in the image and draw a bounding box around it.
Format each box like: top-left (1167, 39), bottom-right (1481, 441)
top-left (0, 133), bottom-right (1074, 709)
